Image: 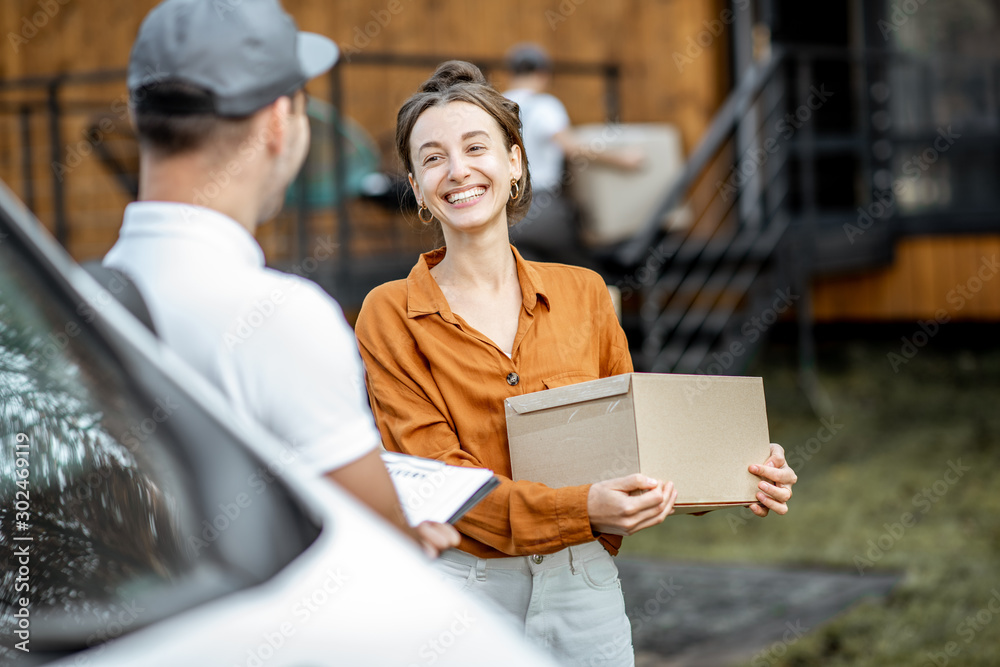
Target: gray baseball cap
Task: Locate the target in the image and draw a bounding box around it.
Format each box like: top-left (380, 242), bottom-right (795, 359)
top-left (129, 0), bottom-right (338, 116)
top-left (506, 43), bottom-right (552, 74)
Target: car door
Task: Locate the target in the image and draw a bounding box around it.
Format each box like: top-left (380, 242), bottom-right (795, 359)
top-left (0, 182), bottom-right (558, 666)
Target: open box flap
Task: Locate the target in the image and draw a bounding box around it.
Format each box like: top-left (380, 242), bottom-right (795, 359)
top-left (505, 374), bottom-right (632, 415)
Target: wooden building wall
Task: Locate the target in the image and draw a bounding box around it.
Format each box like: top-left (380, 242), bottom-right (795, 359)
top-left (812, 236), bottom-right (1000, 322)
top-left (0, 0), bottom-right (730, 259)
top-left (2, 1), bottom-right (998, 322)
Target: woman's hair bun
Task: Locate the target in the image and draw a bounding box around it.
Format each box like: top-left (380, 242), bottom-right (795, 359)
top-left (420, 60), bottom-right (488, 93)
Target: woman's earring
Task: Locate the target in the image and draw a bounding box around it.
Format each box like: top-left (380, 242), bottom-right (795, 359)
top-left (418, 203), bottom-right (434, 223)
top-left (509, 179), bottom-right (520, 201)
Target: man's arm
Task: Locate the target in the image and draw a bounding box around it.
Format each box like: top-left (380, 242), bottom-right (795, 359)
top-left (236, 281), bottom-right (458, 556)
top-left (324, 449), bottom-right (412, 535)
top-left (552, 129), bottom-right (645, 170)
top-left (324, 450), bottom-right (459, 557)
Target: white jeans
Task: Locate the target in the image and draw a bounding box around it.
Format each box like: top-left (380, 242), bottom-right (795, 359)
top-left (435, 541), bottom-right (634, 667)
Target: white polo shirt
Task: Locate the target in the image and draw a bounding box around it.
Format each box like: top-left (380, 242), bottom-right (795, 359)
top-left (104, 201), bottom-right (379, 474)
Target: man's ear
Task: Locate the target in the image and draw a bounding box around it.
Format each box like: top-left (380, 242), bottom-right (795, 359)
top-left (264, 96), bottom-right (293, 155)
top-left (127, 106), bottom-right (138, 134)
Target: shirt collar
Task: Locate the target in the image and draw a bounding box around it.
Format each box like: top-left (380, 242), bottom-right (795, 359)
top-left (119, 201), bottom-right (265, 268)
top-left (406, 245), bottom-right (550, 320)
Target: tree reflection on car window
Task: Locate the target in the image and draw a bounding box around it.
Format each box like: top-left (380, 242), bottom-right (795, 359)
top-left (0, 245), bottom-right (195, 657)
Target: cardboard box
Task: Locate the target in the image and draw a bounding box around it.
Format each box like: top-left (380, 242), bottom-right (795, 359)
top-left (568, 123), bottom-right (689, 247)
top-left (505, 373), bottom-right (771, 514)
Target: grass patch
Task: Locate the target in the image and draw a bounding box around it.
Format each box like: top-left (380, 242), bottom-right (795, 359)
top-left (621, 331), bottom-right (1000, 666)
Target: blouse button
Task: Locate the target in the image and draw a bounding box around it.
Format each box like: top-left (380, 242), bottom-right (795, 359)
top-left (506, 372), bottom-right (520, 386)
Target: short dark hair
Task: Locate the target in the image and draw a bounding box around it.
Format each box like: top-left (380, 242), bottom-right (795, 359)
top-left (395, 60), bottom-right (532, 224)
top-left (506, 44), bottom-right (552, 75)
top-left (130, 81), bottom-right (255, 156)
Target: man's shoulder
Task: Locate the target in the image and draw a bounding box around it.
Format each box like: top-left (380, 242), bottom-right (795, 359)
top-left (527, 93), bottom-right (569, 118)
top-left (219, 271), bottom-right (358, 361)
top-left (255, 269), bottom-right (349, 326)
top-left (535, 92), bottom-right (567, 107)
top-left (258, 267), bottom-right (325, 299)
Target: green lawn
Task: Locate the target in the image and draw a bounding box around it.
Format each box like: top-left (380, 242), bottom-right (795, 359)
top-left (621, 330), bottom-right (1000, 666)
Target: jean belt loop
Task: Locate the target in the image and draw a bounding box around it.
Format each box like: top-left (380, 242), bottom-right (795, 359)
top-left (475, 558), bottom-right (487, 582)
top-left (569, 545), bottom-right (580, 575)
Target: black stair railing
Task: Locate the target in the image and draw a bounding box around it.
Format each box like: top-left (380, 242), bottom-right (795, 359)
top-left (619, 48), bottom-right (795, 375)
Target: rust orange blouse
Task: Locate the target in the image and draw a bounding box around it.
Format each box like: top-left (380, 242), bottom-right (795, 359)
top-left (355, 246), bottom-right (632, 559)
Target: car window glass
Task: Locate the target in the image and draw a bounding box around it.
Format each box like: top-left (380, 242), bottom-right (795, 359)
top-left (0, 241), bottom-right (205, 656)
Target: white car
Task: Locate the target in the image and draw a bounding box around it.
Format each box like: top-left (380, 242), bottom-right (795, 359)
top-left (0, 181), bottom-right (557, 667)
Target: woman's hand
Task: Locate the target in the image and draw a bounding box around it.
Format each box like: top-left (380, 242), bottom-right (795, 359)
top-left (587, 474), bottom-right (677, 536)
top-left (748, 443), bottom-right (797, 517)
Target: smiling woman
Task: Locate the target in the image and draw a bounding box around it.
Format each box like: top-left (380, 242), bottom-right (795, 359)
top-left (353, 61), bottom-right (684, 667)
top-left (355, 61), bottom-right (796, 666)
top-left (408, 103), bottom-right (522, 239)
top-left (394, 61), bottom-right (533, 231)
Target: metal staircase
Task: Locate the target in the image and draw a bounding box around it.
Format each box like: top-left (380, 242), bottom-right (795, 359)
top-left (616, 41), bottom-right (1000, 383)
top-left (616, 50), bottom-right (797, 375)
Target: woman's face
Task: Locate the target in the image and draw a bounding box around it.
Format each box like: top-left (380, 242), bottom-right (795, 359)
top-left (408, 100), bottom-right (522, 238)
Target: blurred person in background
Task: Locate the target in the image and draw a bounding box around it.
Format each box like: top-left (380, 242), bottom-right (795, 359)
top-left (504, 43), bottom-right (644, 268)
top-left (103, 0), bottom-right (458, 557)
top-left (356, 60), bottom-right (797, 666)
